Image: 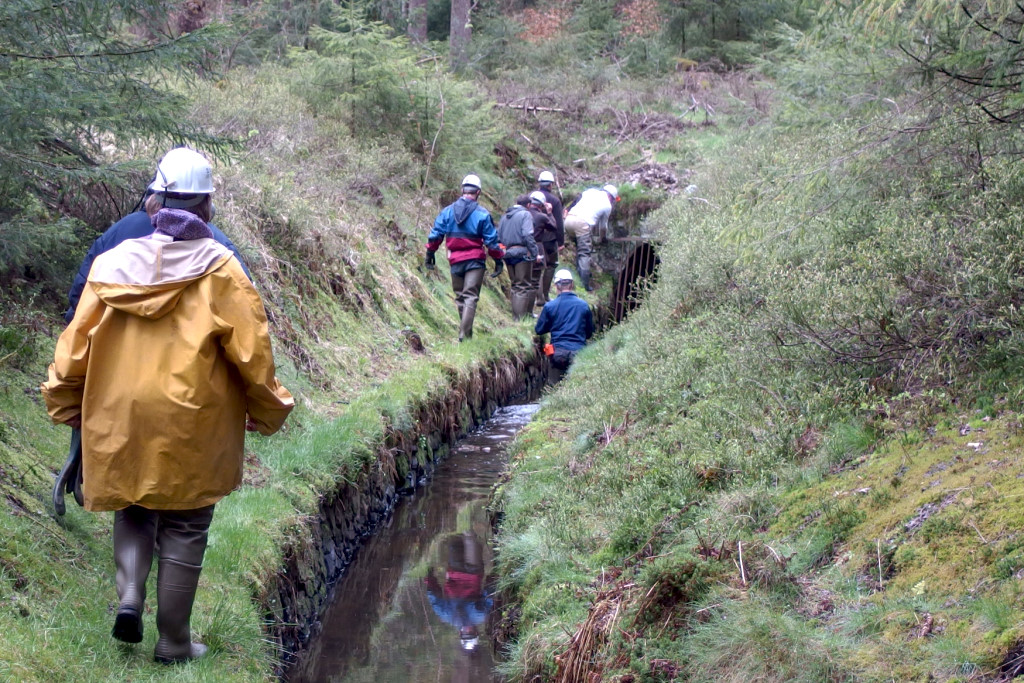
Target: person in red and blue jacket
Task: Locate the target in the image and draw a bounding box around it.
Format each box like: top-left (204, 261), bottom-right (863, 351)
top-left (425, 174), bottom-right (505, 341)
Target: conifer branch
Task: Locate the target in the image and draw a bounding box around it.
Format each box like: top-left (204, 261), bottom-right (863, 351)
top-left (0, 35), bottom-right (190, 60)
top-left (959, 2), bottom-right (1020, 45)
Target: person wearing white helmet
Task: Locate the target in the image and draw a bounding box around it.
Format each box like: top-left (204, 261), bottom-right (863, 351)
top-left (533, 171), bottom-right (565, 307)
top-left (43, 159), bottom-right (294, 662)
top-left (562, 183), bottom-right (619, 291)
top-left (425, 174), bottom-right (505, 341)
top-left (534, 268), bottom-right (595, 384)
top-left (497, 194), bottom-right (542, 319)
top-left (64, 147), bottom-right (249, 323)
top-left (521, 192), bottom-right (557, 313)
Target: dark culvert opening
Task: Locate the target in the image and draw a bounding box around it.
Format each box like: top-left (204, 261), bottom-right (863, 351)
top-left (612, 241), bottom-right (659, 322)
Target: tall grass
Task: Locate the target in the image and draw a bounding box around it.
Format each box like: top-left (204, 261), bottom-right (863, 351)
top-left (492, 21), bottom-right (1024, 680)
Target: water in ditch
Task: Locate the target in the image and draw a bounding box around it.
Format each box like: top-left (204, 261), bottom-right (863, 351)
top-left (286, 403), bottom-right (540, 683)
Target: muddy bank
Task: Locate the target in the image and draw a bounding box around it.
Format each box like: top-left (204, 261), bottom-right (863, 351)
top-left (260, 349), bottom-right (547, 672)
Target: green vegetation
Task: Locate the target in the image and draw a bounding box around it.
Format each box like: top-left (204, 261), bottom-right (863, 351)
top-left (492, 4), bottom-right (1024, 681)
top-left (6, 0), bottom-right (1024, 680)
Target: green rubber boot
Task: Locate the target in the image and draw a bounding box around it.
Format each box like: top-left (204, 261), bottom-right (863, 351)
top-left (112, 507), bottom-right (156, 644)
top-left (153, 506), bottom-right (213, 664)
top-left (153, 558), bottom-right (207, 663)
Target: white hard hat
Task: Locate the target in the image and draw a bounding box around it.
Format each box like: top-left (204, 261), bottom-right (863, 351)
top-left (554, 269), bottom-right (573, 282)
top-left (149, 148), bottom-right (215, 195)
top-left (461, 174), bottom-right (481, 191)
top-left (538, 170), bottom-right (555, 183)
top-left (529, 191), bottom-right (547, 205)
top-left (602, 184), bottom-right (619, 200)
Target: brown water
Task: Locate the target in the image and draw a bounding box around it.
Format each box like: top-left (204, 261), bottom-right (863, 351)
top-left (286, 403), bottom-right (539, 683)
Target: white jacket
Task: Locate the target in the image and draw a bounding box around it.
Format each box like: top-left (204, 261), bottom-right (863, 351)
top-left (567, 188), bottom-right (612, 231)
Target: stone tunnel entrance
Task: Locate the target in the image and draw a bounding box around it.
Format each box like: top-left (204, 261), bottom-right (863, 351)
top-left (608, 239), bottom-right (660, 322)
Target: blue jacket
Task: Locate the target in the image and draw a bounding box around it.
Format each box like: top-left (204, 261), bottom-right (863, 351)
top-left (535, 291), bottom-right (595, 352)
top-left (64, 211), bottom-right (250, 322)
top-left (426, 592), bottom-right (492, 629)
top-left (426, 197), bottom-right (504, 266)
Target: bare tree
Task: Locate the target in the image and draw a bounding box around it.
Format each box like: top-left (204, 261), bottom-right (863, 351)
top-left (449, 0), bottom-right (471, 70)
top-left (408, 0), bottom-right (427, 43)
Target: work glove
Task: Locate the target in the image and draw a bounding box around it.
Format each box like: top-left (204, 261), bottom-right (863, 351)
top-left (424, 250), bottom-right (436, 270)
top-left (490, 260), bottom-right (505, 279)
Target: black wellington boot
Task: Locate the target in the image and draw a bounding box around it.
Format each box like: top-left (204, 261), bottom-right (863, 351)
top-left (538, 264), bottom-right (555, 306)
top-left (580, 270), bottom-right (593, 292)
top-left (112, 507), bottom-right (157, 643)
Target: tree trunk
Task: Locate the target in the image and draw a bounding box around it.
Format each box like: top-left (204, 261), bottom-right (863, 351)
top-left (449, 0), bottom-right (471, 71)
top-left (408, 0), bottom-right (427, 43)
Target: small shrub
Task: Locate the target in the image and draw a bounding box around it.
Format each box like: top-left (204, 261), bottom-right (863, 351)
top-left (634, 555), bottom-right (720, 628)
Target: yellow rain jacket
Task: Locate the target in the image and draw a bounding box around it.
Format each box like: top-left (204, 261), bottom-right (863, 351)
top-left (42, 234), bottom-right (294, 511)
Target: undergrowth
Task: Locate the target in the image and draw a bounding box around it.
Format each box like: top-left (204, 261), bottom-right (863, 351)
top-left (492, 24), bottom-right (1024, 682)
top-left (0, 50), bottom-right (546, 681)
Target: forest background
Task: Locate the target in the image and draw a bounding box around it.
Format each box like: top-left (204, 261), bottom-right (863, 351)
top-left (4, 0), bottom-right (1024, 681)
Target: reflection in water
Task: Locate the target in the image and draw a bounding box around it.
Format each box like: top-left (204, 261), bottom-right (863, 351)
top-left (288, 404), bottom-right (539, 683)
top-left (425, 532), bottom-right (491, 653)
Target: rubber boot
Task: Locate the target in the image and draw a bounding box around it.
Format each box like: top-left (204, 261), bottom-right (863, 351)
top-left (538, 265), bottom-right (555, 307)
top-left (459, 302), bottom-right (477, 341)
top-left (153, 507), bottom-right (213, 664)
top-left (112, 506), bottom-right (157, 644)
top-left (154, 559), bottom-right (207, 663)
top-left (511, 292), bottom-right (530, 320)
top-left (508, 293), bottom-right (521, 320)
top-left (580, 269), bottom-right (593, 292)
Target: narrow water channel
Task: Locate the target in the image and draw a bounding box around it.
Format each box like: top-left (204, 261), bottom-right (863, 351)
top-left (286, 403), bottom-right (539, 683)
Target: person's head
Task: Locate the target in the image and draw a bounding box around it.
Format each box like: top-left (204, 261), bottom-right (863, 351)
top-left (146, 147), bottom-right (215, 223)
top-left (603, 184), bottom-right (619, 203)
top-left (515, 193), bottom-right (531, 208)
top-left (538, 170), bottom-right (555, 189)
top-left (528, 191), bottom-right (547, 211)
top-left (554, 269), bottom-right (575, 292)
top-left (461, 174), bottom-right (482, 198)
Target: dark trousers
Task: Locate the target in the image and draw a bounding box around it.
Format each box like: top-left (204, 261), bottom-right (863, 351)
top-left (451, 265), bottom-right (485, 341)
top-left (508, 260), bottom-right (535, 319)
top-left (547, 347), bottom-right (577, 385)
top-left (531, 242), bottom-right (558, 306)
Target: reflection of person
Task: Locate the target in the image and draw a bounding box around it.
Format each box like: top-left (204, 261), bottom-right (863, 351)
top-left (563, 184), bottom-right (619, 291)
top-left (535, 269), bottom-right (595, 384)
top-left (423, 532), bottom-right (493, 652)
top-left (41, 147), bottom-right (294, 664)
top-left (424, 174), bottom-right (505, 341)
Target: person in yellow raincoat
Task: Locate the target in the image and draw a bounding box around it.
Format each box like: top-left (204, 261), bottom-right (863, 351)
top-left (41, 148), bottom-right (294, 664)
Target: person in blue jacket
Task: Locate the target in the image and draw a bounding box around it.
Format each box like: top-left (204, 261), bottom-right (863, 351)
top-left (534, 269), bottom-right (595, 384)
top-left (424, 174), bottom-right (504, 341)
top-left (64, 148), bottom-right (249, 323)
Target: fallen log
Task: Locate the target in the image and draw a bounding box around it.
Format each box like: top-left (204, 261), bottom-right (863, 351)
top-left (496, 102), bottom-right (567, 113)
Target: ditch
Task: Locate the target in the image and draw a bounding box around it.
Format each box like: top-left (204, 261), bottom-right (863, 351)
top-left (285, 404), bottom-right (539, 682)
